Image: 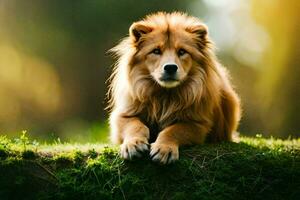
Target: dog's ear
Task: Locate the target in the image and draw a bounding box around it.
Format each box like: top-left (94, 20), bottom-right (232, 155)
top-left (186, 23), bottom-right (208, 41)
top-left (129, 22), bottom-right (152, 43)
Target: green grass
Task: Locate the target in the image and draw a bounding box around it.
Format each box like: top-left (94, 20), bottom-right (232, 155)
top-left (0, 135), bottom-right (299, 200)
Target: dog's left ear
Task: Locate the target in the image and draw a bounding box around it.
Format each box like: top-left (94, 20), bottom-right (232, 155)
top-left (186, 23), bottom-right (208, 41)
top-left (129, 22), bottom-right (152, 43)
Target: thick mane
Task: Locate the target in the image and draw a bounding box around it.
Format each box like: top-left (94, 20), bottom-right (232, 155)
top-left (108, 39), bottom-right (222, 129)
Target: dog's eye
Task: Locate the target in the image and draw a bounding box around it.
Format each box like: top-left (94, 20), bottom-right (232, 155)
top-left (151, 48), bottom-right (161, 55)
top-left (178, 49), bottom-right (187, 56)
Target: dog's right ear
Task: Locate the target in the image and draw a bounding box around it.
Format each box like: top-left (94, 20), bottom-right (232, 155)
top-left (186, 23), bottom-right (208, 41)
top-left (129, 22), bottom-right (152, 43)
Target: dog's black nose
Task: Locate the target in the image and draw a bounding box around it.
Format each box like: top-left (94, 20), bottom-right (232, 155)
top-left (164, 64), bottom-right (178, 74)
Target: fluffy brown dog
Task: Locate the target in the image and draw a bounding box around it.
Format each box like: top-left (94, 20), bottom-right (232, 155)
top-left (107, 12), bottom-right (241, 164)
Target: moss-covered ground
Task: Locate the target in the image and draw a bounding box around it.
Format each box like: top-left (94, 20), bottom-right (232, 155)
top-left (0, 134), bottom-right (299, 200)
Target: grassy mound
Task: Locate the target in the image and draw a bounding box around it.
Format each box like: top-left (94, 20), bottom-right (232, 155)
top-left (0, 135), bottom-right (299, 200)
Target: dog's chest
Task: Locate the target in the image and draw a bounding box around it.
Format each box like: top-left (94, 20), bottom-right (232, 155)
top-left (138, 107), bottom-right (178, 143)
top-left (147, 122), bottom-right (161, 143)
top-left (136, 92), bottom-right (199, 142)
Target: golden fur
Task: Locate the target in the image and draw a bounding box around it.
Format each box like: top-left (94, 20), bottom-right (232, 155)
top-left (107, 12), bottom-right (241, 164)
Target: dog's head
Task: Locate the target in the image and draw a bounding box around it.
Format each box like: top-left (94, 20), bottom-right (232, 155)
top-left (128, 12), bottom-right (211, 89)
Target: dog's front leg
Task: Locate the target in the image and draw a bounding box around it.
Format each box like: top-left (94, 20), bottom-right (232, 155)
top-left (150, 123), bottom-right (209, 164)
top-left (112, 116), bottom-right (150, 160)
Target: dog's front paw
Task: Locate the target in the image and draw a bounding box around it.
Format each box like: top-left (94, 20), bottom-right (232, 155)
top-left (120, 137), bottom-right (149, 160)
top-left (150, 142), bottom-right (179, 164)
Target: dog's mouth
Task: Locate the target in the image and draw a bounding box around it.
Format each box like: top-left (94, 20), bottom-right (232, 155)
top-left (159, 77), bottom-right (178, 82)
top-left (158, 75), bottom-right (180, 88)
top-left (159, 73), bottom-right (179, 82)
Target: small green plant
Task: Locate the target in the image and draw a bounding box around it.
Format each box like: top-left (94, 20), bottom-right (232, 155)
top-left (53, 137), bottom-right (62, 145)
top-left (20, 130), bottom-right (29, 151)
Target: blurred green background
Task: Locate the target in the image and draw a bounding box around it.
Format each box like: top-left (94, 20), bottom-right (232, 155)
top-left (0, 0), bottom-right (299, 142)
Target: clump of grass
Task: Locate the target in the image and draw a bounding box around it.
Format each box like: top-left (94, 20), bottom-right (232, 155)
top-left (0, 134), bottom-right (299, 200)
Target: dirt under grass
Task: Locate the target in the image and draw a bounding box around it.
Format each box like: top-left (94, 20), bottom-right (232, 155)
top-left (0, 135), bottom-right (299, 200)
